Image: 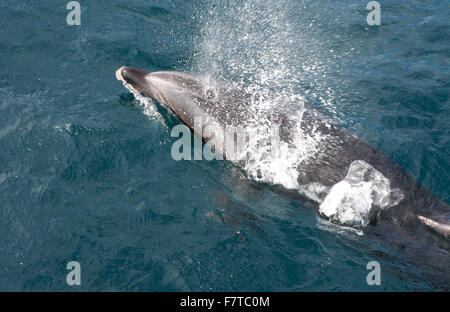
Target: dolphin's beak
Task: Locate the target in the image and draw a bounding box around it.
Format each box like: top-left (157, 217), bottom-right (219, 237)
top-left (116, 66), bottom-right (151, 87)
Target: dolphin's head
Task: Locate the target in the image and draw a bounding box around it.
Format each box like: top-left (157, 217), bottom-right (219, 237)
top-left (116, 66), bottom-right (156, 97)
top-left (116, 66), bottom-right (207, 119)
top-left (116, 66), bottom-right (251, 130)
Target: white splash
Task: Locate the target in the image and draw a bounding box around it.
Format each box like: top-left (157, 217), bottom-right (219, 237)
top-left (116, 69), bottom-right (162, 120)
top-left (241, 110), bottom-right (324, 191)
top-left (319, 160), bottom-right (404, 227)
top-left (192, 0), bottom-right (340, 194)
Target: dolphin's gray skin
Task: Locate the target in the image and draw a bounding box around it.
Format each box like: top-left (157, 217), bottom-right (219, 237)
top-left (418, 216), bottom-right (450, 239)
top-left (116, 66), bottom-right (449, 289)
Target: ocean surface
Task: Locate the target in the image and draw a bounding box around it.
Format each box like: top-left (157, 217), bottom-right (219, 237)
top-left (0, 0), bottom-right (449, 291)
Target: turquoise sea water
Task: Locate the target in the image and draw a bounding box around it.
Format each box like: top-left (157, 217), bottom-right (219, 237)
top-left (0, 0), bottom-right (448, 291)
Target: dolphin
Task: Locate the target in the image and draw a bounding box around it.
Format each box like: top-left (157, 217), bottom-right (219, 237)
top-left (116, 66), bottom-right (449, 288)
